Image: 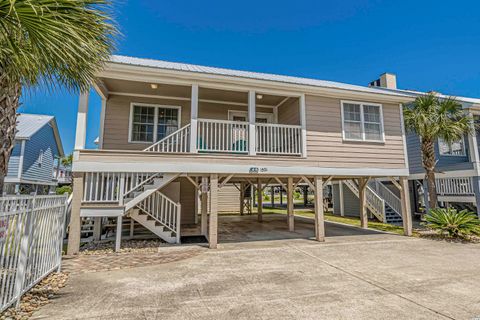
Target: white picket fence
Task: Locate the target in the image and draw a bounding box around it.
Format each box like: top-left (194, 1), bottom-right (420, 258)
top-left (0, 195), bottom-right (68, 313)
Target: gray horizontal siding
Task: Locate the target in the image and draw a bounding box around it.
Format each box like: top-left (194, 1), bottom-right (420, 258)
top-left (22, 124), bottom-right (59, 183)
top-left (407, 132), bottom-right (472, 175)
top-left (6, 142), bottom-right (21, 178)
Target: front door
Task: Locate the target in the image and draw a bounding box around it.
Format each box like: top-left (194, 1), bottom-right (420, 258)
top-left (228, 111), bottom-right (274, 152)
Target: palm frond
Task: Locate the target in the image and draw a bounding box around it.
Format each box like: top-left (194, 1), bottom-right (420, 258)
top-left (0, 0), bottom-right (118, 91)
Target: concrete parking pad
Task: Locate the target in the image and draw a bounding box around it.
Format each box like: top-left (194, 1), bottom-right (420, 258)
top-left (33, 217), bottom-right (480, 320)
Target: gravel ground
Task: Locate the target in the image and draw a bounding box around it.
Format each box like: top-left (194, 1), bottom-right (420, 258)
top-left (1, 272), bottom-right (68, 320)
top-left (79, 239), bottom-right (165, 255)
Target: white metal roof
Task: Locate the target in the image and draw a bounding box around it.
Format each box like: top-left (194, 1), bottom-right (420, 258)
top-left (110, 55), bottom-right (480, 105)
top-left (16, 114), bottom-right (54, 139)
top-left (16, 113), bottom-right (65, 156)
top-left (110, 55), bottom-right (411, 98)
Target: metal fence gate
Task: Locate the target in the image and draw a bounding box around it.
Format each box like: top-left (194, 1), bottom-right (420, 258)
top-left (0, 195), bottom-right (68, 312)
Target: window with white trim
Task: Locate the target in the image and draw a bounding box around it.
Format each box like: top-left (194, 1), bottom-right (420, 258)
top-left (438, 137), bottom-right (466, 156)
top-left (130, 104), bottom-right (180, 143)
top-left (342, 102), bottom-right (384, 142)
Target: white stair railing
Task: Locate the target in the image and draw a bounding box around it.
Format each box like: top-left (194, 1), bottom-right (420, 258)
top-left (82, 172), bottom-right (159, 203)
top-left (136, 191), bottom-right (181, 243)
top-left (368, 180), bottom-right (402, 218)
top-left (256, 123), bottom-right (302, 155)
top-left (343, 180), bottom-right (385, 222)
top-left (144, 124), bottom-right (191, 153)
top-left (435, 177), bottom-right (474, 196)
top-left (197, 118), bottom-right (249, 153)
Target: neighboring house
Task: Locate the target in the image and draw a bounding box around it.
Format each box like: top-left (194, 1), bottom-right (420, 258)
top-left (5, 114), bottom-right (64, 195)
top-left (69, 55), bottom-right (415, 253)
top-left (332, 75), bottom-right (480, 223)
top-left (54, 163), bottom-right (72, 186)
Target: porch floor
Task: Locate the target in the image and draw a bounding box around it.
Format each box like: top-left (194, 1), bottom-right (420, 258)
top-left (182, 213), bottom-right (381, 243)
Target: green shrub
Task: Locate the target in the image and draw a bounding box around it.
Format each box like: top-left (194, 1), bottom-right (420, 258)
top-left (424, 208), bottom-right (480, 237)
top-left (293, 191), bottom-right (301, 200)
top-left (56, 185), bottom-right (72, 195)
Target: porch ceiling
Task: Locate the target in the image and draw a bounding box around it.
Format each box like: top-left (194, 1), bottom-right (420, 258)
top-left (100, 78), bottom-right (291, 107)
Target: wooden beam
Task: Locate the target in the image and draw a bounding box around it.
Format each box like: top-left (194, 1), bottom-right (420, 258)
top-left (209, 174), bottom-right (218, 249)
top-left (322, 176), bottom-right (333, 188)
top-left (185, 175), bottom-right (200, 189)
top-left (300, 176), bottom-right (315, 190)
top-left (400, 177), bottom-right (413, 236)
top-left (220, 174), bottom-right (234, 188)
top-left (257, 178), bottom-right (263, 222)
top-left (201, 177), bottom-right (209, 237)
top-left (287, 177), bottom-right (294, 231)
top-left (358, 178), bottom-right (368, 229)
top-left (389, 177), bottom-right (402, 191)
top-left (314, 176), bottom-right (325, 241)
top-left (274, 177), bottom-right (287, 190)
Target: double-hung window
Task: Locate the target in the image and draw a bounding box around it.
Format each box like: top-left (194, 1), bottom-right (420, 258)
top-left (129, 104), bottom-right (180, 143)
top-left (342, 101), bottom-right (384, 142)
top-left (438, 137), bottom-right (466, 156)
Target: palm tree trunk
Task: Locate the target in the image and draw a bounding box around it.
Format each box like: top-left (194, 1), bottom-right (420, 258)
top-left (421, 138), bottom-right (438, 209)
top-left (0, 78), bottom-right (21, 195)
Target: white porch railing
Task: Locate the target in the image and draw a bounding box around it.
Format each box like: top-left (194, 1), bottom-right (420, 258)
top-left (435, 177), bottom-right (474, 196)
top-left (0, 195), bottom-right (68, 312)
top-left (256, 123), bottom-right (302, 155)
top-left (142, 119), bottom-right (304, 156)
top-left (197, 118), bottom-right (249, 153)
top-left (82, 172), bottom-right (159, 203)
top-left (144, 124), bottom-right (191, 153)
top-left (368, 180), bottom-right (402, 217)
top-left (136, 191), bottom-right (181, 243)
top-left (343, 180), bottom-right (385, 222)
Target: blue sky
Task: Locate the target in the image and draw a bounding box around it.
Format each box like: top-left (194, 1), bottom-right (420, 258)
top-left (20, 0), bottom-right (480, 154)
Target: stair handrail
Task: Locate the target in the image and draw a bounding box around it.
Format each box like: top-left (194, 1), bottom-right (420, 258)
top-left (136, 191), bottom-right (181, 237)
top-left (123, 172), bottom-right (162, 197)
top-left (344, 180), bottom-right (385, 222)
top-left (144, 124), bottom-right (191, 153)
top-left (368, 180), bottom-right (402, 218)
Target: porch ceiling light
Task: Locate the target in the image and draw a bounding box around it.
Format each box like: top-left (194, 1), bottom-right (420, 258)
top-left (150, 83), bottom-right (158, 89)
top-left (256, 94), bottom-right (263, 99)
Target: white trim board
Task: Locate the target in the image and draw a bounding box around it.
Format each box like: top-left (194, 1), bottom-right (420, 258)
top-left (340, 100), bottom-right (385, 143)
top-left (128, 102), bottom-right (182, 144)
top-left (73, 160), bottom-right (409, 177)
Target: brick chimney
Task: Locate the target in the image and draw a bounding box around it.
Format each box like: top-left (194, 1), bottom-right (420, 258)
top-left (369, 73), bottom-right (397, 89)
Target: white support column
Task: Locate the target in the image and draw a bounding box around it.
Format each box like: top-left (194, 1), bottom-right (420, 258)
top-left (339, 181), bottom-right (345, 216)
top-left (299, 94), bottom-right (308, 158)
top-left (400, 177), bottom-right (413, 236)
top-left (287, 177), bottom-right (294, 231)
top-left (115, 216), bottom-right (122, 252)
top-left (98, 98), bottom-right (107, 149)
top-left (201, 176), bottom-right (208, 236)
top-left (257, 178), bottom-right (263, 222)
top-left (209, 174), bottom-right (218, 249)
top-left (314, 176), bottom-right (325, 242)
top-left (190, 84), bottom-right (199, 153)
top-left (248, 90), bottom-right (256, 155)
top-left (74, 91), bottom-right (90, 150)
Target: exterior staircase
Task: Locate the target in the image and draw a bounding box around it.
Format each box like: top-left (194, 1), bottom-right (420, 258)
top-left (343, 179), bottom-right (403, 224)
top-left (123, 173), bottom-right (181, 243)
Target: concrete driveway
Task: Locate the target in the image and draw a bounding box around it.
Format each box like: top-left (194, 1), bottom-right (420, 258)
top-left (34, 220), bottom-right (480, 320)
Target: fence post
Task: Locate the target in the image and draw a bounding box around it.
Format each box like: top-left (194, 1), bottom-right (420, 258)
top-left (13, 197), bottom-right (35, 308)
top-left (57, 194), bottom-right (69, 272)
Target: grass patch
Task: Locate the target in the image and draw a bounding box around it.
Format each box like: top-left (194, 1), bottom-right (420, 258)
top-left (260, 207), bottom-right (407, 235)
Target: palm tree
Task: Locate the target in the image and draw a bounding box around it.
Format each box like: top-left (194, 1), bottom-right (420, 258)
top-left (0, 0), bottom-right (117, 194)
top-left (403, 92), bottom-right (472, 209)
